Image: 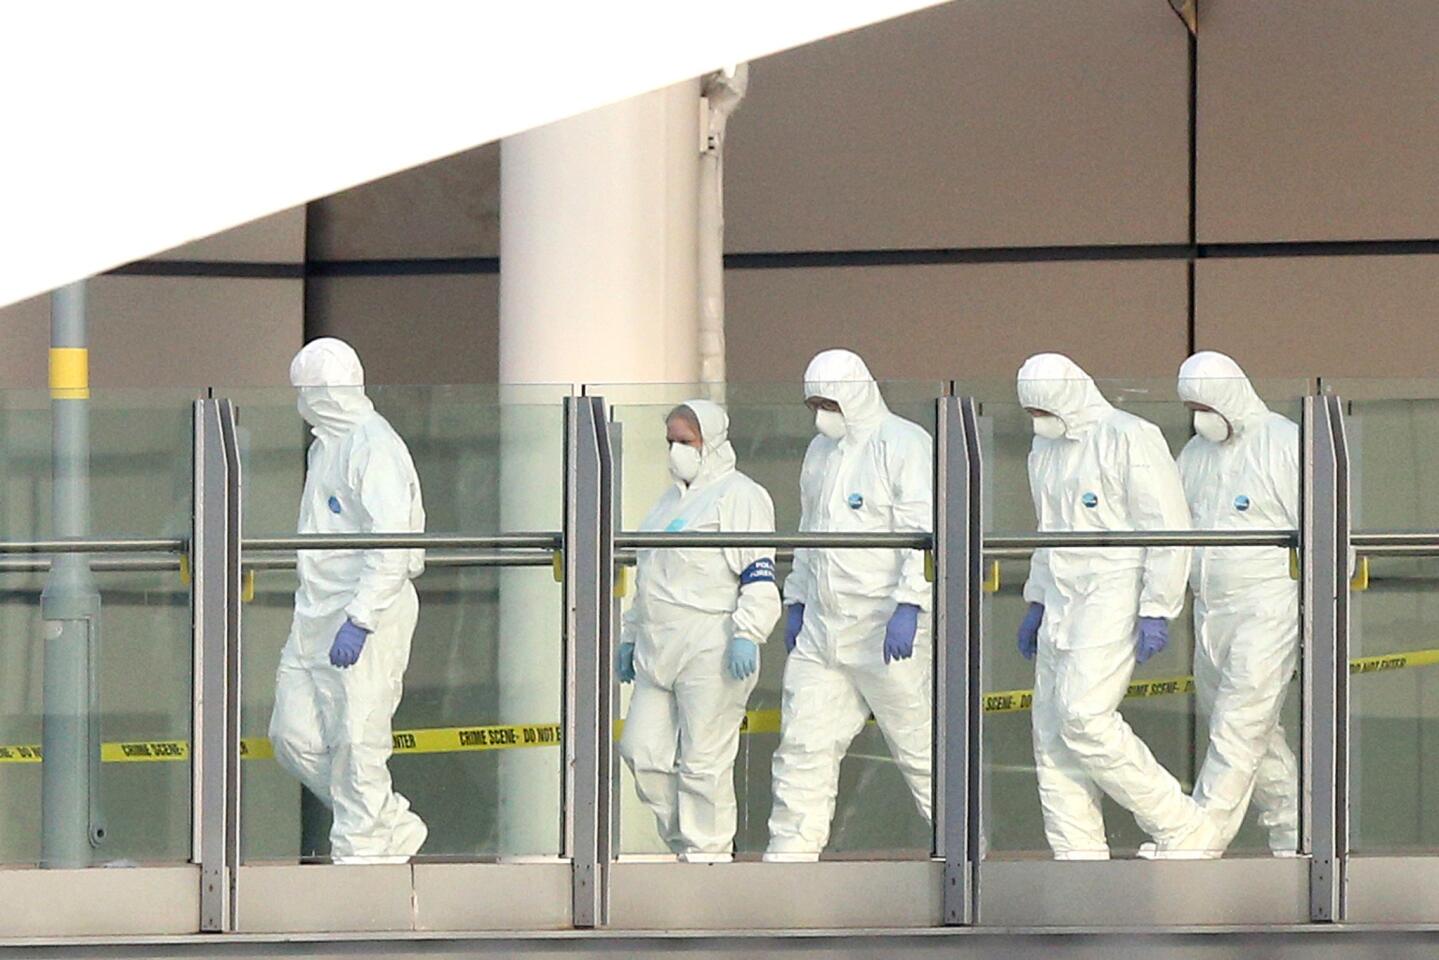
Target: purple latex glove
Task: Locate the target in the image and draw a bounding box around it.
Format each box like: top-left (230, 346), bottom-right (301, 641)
top-left (1135, 616), bottom-right (1169, 664)
top-left (1017, 602), bottom-right (1044, 661)
top-left (883, 603), bottom-right (921, 665)
top-left (784, 604), bottom-right (805, 653)
top-left (329, 619), bottom-right (370, 668)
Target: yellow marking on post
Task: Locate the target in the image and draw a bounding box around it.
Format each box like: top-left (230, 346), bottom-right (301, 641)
top-left (1351, 556), bottom-right (1371, 591)
top-left (48, 347), bottom-right (90, 399)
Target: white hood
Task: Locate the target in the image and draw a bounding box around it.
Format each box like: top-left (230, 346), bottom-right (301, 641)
top-left (1016, 353), bottom-right (1113, 438)
top-left (290, 337), bottom-right (375, 440)
top-left (678, 398), bottom-right (738, 488)
top-left (803, 349), bottom-right (890, 438)
top-left (1177, 351), bottom-right (1270, 438)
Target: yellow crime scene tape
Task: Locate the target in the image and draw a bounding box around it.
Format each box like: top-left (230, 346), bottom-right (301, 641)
top-left (2, 649), bottom-right (1437, 765)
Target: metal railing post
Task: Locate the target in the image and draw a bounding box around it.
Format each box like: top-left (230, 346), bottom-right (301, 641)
top-left (1306, 394), bottom-right (1349, 922)
top-left (194, 399), bottom-right (242, 932)
top-left (938, 397), bottom-right (983, 925)
top-left (567, 397), bottom-right (613, 928)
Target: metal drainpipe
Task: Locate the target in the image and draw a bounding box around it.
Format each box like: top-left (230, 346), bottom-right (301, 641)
top-left (41, 280), bottom-right (104, 867)
top-left (698, 64), bottom-right (748, 395)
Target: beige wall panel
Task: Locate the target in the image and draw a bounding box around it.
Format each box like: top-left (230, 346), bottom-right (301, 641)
top-left (151, 206), bottom-right (307, 263)
top-left (1198, 0), bottom-right (1439, 242)
top-left (726, 0), bottom-right (1190, 252)
top-left (307, 273), bottom-right (500, 384)
top-left (308, 144), bottom-right (500, 260)
top-left (0, 294), bottom-right (51, 390)
top-left (1194, 255), bottom-right (1439, 378)
top-left (725, 259), bottom-right (1190, 382)
top-left (0, 278), bottom-right (302, 389)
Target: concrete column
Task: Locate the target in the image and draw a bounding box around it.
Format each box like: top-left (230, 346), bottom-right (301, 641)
top-left (498, 81), bottom-right (702, 854)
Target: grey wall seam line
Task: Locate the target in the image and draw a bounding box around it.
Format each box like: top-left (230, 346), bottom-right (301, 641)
top-left (101, 239), bottom-right (1439, 281)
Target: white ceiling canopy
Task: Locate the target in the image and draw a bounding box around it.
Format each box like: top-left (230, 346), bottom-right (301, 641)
top-left (0, 1), bottom-right (947, 308)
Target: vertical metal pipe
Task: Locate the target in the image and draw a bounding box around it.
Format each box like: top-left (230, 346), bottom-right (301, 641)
top-left (697, 65), bottom-right (747, 389)
top-left (41, 280), bottom-right (100, 868)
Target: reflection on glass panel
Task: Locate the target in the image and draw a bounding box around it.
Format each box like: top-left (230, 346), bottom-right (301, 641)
top-left (1330, 381), bottom-right (1439, 853)
top-left (604, 372), bottom-right (941, 860)
top-left (232, 379), bottom-right (567, 863)
top-left (971, 365), bottom-right (1305, 861)
top-left (0, 390), bottom-right (194, 866)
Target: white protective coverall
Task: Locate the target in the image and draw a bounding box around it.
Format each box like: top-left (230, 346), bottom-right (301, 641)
top-left (1019, 353), bottom-right (1209, 858)
top-left (268, 338), bottom-right (428, 863)
top-left (1177, 351), bottom-right (1300, 854)
top-left (618, 400), bottom-right (781, 859)
top-left (766, 349), bottom-right (934, 860)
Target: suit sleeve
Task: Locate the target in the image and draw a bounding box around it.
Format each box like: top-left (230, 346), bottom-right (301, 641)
top-left (782, 439), bottom-right (820, 607)
top-left (888, 428), bottom-right (934, 611)
top-left (1272, 422), bottom-right (1301, 529)
top-left (1125, 425), bottom-right (1193, 620)
top-left (723, 483), bottom-right (782, 644)
top-left (344, 434), bottom-right (424, 631)
top-left (1022, 449), bottom-right (1054, 605)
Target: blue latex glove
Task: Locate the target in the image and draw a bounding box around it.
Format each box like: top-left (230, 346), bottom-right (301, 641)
top-left (616, 641), bottom-right (636, 683)
top-left (329, 619), bottom-right (370, 669)
top-left (1135, 616), bottom-right (1169, 664)
top-left (726, 637), bottom-right (759, 680)
top-left (784, 604), bottom-right (805, 653)
top-left (1017, 602), bottom-right (1044, 661)
top-left (883, 603), bottom-right (921, 665)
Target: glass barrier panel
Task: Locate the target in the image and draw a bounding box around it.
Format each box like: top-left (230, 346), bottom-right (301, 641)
top-left (0, 389), bottom-right (196, 866)
top-left (1326, 380), bottom-right (1439, 853)
top-left (597, 380), bottom-right (943, 861)
top-left (962, 375), bottom-right (1307, 861)
top-left (226, 384), bottom-right (568, 863)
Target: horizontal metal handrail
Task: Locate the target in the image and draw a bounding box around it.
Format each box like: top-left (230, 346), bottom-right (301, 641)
top-left (242, 550), bottom-right (556, 571)
top-left (0, 536), bottom-right (186, 555)
top-left (243, 532), bottom-right (562, 551)
top-left (1352, 530), bottom-right (1439, 556)
top-left (983, 530), bottom-right (1296, 559)
top-left (0, 556), bottom-right (183, 573)
top-left (616, 532), bottom-right (932, 550)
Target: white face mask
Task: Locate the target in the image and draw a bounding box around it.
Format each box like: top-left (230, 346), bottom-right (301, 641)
top-left (815, 408), bottom-right (847, 440)
top-left (1032, 415), bottom-right (1065, 440)
top-left (668, 442), bottom-right (702, 484)
top-left (296, 387), bottom-right (334, 428)
top-left (1194, 410), bottom-right (1231, 443)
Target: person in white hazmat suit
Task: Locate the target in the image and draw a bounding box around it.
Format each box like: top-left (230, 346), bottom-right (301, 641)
top-left (616, 400), bottom-right (781, 861)
top-left (765, 349), bottom-right (934, 861)
top-left (1176, 351), bottom-right (1300, 856)
top-left (1016, 352), bottom-right (1220, 859)
top-left (268, 338), bottom-right (428, 863)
